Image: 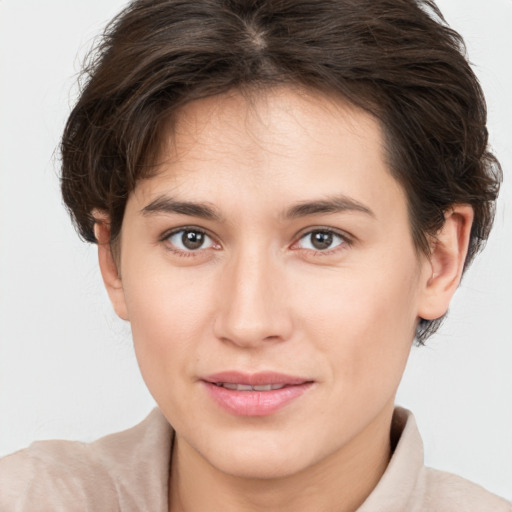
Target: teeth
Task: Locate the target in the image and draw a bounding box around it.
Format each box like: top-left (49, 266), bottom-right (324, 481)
top-left (224, 383), bottom-right (252, 391)
top-left (253, 384), bottom-right (272, 391)
top-left (217, 383), bottom-right (286, 391)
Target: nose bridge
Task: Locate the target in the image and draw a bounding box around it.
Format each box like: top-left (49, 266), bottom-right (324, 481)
top-left (214, 242), bottom-right (291, 346)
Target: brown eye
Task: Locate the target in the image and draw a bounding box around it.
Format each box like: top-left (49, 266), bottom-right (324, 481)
top-left (167, 229), bottom-right (215, 251)
top-left (297, 230), bottom-right (345, 251)
top-left (311, 231), bottom-right (333, 250)
top-left (182, 230), bottom-right (205, 250)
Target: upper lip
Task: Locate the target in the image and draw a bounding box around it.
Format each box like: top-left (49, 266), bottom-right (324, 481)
top-left (203, 371), bottom-right (311, 386)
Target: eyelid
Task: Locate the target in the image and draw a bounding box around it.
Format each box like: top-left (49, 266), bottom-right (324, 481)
top-left (291, 226), bottom-right (353, 253)
top-left (158, 225), bottom-right (353, 255)
top-left (159, 225), bottom-right (221, 252)
top-left (160, 225), bottom-right (207, 242)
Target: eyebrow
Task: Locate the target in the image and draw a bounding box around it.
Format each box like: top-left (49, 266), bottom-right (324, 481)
top-left (283, 195), bottom-right (375, 220)
top-left (141, 195), bottom-right (223, 221)
top-left (141, 193), bottom-right (374, 222)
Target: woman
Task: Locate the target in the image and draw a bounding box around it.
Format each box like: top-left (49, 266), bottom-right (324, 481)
top-left (1, 0), bottom-right (510, 510)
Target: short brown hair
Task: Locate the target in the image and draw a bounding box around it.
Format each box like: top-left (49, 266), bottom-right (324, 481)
top-left (60, 0), bottom-right (502, 342)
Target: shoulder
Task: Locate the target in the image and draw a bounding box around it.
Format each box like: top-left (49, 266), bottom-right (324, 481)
top-left (420, 466), bottom-right (512, 512)
top-left (0, 438), bottom-right (117, 510)
top-left (0, 408), bottom-right (172, 512)
top-left (357, 407), bottom-right (511, 512)
top-left (393, 407), bottom-right (512, 511)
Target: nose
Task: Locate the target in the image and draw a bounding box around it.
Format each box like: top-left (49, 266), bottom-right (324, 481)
top-left (213, 247), bottom-right (293, 348)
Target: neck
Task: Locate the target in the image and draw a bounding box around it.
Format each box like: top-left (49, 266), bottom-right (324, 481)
top-left (169, 406), bottom-right (394, 512)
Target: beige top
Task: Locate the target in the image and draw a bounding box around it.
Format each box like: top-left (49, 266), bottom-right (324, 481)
top-left (0, 407), bottom-right (510, 511)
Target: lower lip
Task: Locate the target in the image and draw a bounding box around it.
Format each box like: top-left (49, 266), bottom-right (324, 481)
top-left (203, 382), bottom-right (313, 416)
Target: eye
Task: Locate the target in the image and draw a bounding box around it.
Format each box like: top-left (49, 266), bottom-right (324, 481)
top-left (295, 229), bottom-right (346, 252)
top-left (166, 229), bottom-right (217, 252)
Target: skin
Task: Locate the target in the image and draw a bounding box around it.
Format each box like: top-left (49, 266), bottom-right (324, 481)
top-left (96, 86), bottom-right (473, 512)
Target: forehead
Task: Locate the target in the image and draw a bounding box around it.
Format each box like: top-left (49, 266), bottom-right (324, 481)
top-left (130, 86), bottom-right (405, 222)
top-left (167, 87), bottom-right (384, 170)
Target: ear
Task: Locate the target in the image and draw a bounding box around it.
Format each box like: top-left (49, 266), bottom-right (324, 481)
top-left (418, 205), bottom-right (474, 321)
top-left (93, 211), bottom-right (129, 321)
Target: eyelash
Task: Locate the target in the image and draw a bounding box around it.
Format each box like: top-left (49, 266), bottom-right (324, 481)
top-left (292, 228), bottom-right (351, 255)
top-left (160, 226), bottom-right (352, 257)
top-left (160, 227), bottom-right (220, 257)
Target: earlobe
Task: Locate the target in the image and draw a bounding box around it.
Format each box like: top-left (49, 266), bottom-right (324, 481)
top-left (93, 214), bottom-right (129, 321)
top-left (418, 205), bottom-right (474, 321)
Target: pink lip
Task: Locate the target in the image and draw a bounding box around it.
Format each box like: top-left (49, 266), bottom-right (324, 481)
top-left (202, 371), bottom-right (314, 416)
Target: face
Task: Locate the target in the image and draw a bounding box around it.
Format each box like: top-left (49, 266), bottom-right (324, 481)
top-left (110, 87), bottom-right (434, 479)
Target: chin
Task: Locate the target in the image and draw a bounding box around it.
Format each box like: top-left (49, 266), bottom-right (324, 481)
top-left (197, 427), bottom-right (322, 480)
top-left (212, 450), bottom-right (307, 480)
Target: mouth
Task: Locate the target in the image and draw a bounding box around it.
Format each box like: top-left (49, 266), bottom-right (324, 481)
top-left (212, 383), bottom-right (288, 391)
top-left (202, 372), bottom-right (314, 416)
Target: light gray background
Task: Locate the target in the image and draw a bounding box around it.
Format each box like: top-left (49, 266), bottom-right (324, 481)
top-left (0, 0), bottom-right (511, 501)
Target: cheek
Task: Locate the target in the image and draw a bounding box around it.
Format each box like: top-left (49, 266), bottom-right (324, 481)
top-left (295, 258), bottom-right (420, 392)
top-left (121, 261), bottom-right (217, 395)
